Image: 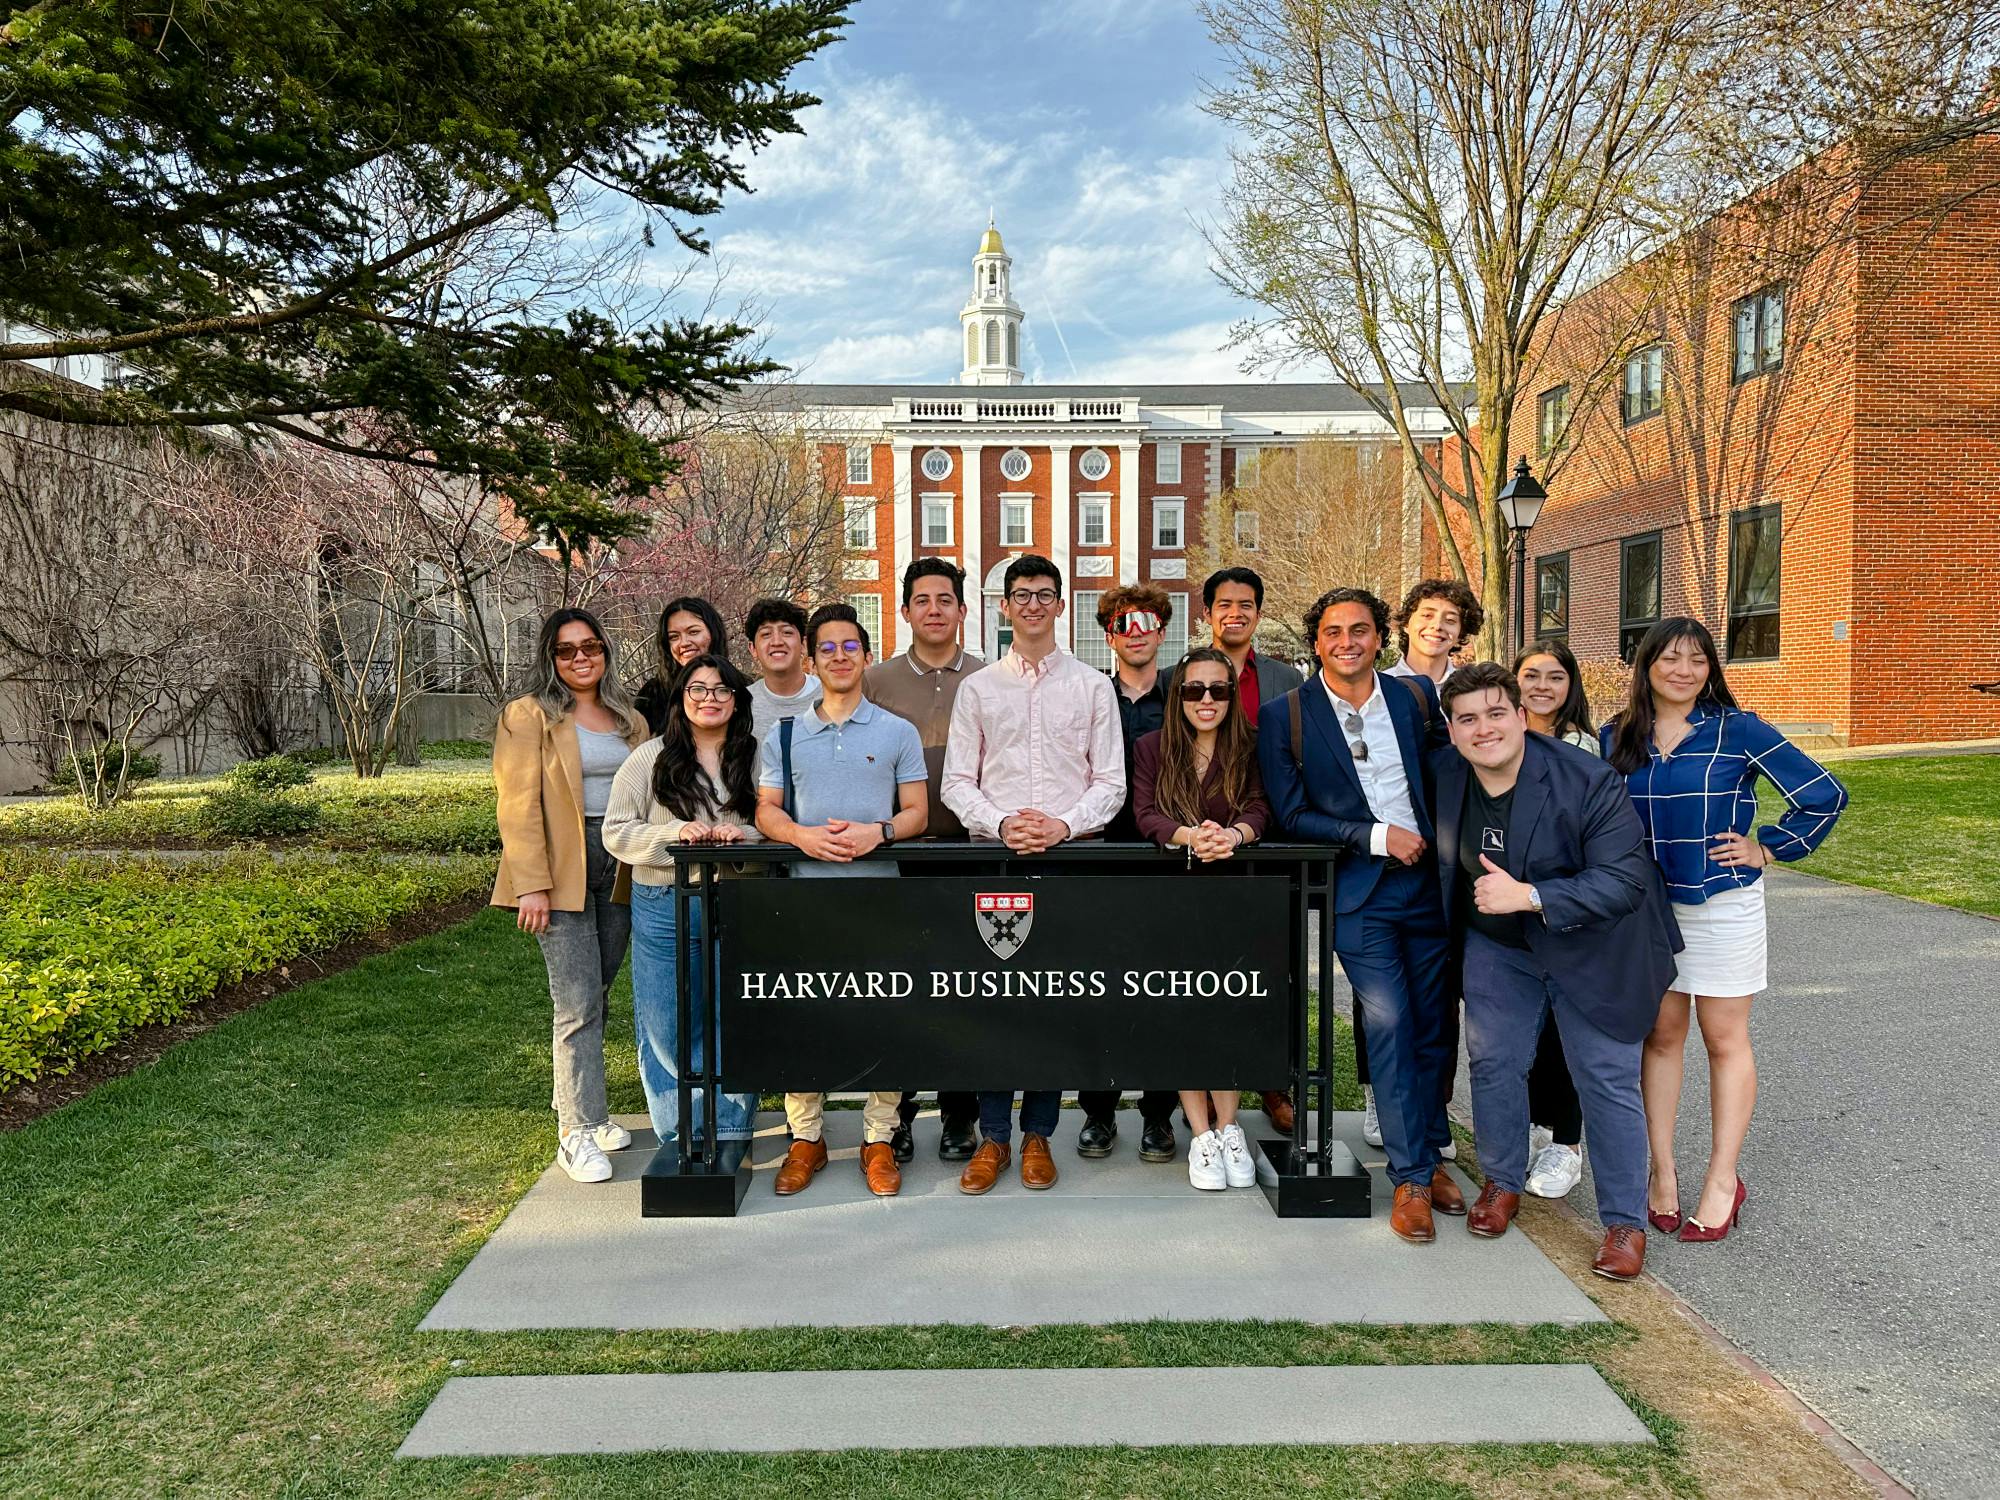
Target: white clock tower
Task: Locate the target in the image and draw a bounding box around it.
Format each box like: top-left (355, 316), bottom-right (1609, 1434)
top-left (959, 215), bottom-right (1025, 386)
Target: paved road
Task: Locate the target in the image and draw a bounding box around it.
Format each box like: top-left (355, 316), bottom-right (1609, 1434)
top-left (1542, 871), bottom-right (2000, 1498)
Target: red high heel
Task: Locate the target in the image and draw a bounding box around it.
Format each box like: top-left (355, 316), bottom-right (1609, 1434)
top-left (1678, 1177), bottom-right (1747, 1243)
top-left (1647, 1207), bottom-right (1683, 1234)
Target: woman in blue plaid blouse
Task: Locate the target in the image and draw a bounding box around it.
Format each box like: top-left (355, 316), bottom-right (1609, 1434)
top-left (1604, 618), bottom-right (1847, 1244)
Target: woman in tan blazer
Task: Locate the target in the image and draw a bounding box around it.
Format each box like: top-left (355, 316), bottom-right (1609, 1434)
top-left (493, 607), bottom-right (648, 1183)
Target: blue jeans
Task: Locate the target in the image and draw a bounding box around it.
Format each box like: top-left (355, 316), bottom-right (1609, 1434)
top-left (630, 885), bottom-right (755, 1143)
top-left (977, 1090), bottom-right (1061, 1145)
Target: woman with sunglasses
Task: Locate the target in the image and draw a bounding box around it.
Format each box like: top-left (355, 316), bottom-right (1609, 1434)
top-left (634, 595), bottom-right (732, 734)
top-left (493, 608), bottom-right (649, 1183)
top-left (603, 652), bottom-right (766, 1150)
top-left (1132, 647), bottom-right (1271, 1191)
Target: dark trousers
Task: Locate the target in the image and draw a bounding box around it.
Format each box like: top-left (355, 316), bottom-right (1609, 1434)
top-left (1461, 932), bottom-right (1646, 1229)
top-left (1077, 1089), bottom-right (1177, 1125)
top-left (1354, 992), bottom-right (1459, 1149)
top-left (1333, 860), bottom-right (1453, 1187)
top-left (898, 1090), bottom-right (977, 1128)
top-left (977, 1090), bottom-right (1061, 1144)
top-left (1527, 1010), bottom-right (1583, 1146)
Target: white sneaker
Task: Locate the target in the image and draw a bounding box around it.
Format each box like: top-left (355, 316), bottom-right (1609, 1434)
top-left (1528, 1123), bottom-right (1554, 1162)
top-left (557, 1128), bottom-right (613, 1183)
top-left (1218, 1124), bottom-right (1258, 1187)
top-left (1525, 1143), bottom-right (1583, 1199)
top-left (594, 1122), bottom-right (632, 1152)
top-left (1188, 1130), bottom-right (1227, 1191)
top-left (1439, 1138), bottom-right (1458, 1161)
top-left (1361, 1086), bottom-right (1383, 1147)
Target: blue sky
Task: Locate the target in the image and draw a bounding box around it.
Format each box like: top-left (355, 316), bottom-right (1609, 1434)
top-left (655, 0), bottom-right (1278, 386)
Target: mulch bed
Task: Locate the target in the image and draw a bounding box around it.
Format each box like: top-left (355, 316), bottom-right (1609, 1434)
top-left (0, 895), bottom-right (487, 1131)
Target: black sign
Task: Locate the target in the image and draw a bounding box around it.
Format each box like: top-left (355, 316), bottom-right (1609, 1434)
top-left (715, 874), bottom-right (1292, 1091)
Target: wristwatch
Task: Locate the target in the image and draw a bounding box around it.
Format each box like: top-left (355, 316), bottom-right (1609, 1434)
top-left (1527, 885), bottom-right (1544, 915)
top-left (878, 820), bottom-right (897, 847)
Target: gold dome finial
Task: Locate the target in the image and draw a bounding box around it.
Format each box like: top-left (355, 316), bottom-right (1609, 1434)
top-left (979, 211), bottom-right (1004, 256)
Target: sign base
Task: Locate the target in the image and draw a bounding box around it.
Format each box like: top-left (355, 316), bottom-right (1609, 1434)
top-left (1258, 1138), bottom-right (1372, 1218)
top-left (640, 1139), bottom-right (754, 1218)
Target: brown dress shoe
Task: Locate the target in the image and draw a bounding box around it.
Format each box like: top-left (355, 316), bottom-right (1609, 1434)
top-left (860, 1141), bottom-right (901, 1198)
top-left (1261, 1090), bottom-right (1296, 1134)
top-left (958, 1139), bottom-right (1011, 1195)
top-left (1390, 1182), bottom-right (1436, 1243)
top-left (1467, 1182), bottom-right (1521, 1238)
top-left (1592, 1225), bottom-right (1647, 1281)
top-left (1019, 1133), bottom-right (1058, 1190)
top-left (773, 1138), bottom-right (827, 1196)
top-left (1430, 1164), bottom-right (1467, 1215)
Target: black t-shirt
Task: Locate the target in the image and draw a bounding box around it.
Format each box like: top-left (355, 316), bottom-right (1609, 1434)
top-left (1105, 671), bottom-right (1168, 841)
top-left (1458, 776), bottom-right (1528, 949)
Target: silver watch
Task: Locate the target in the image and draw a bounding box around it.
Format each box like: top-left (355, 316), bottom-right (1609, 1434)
top-left (1527, 885), bottom-right (1544, 914)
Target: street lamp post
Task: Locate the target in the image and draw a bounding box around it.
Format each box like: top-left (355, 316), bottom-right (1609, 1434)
top-left (1495, 456), bottom-right (1548, 660)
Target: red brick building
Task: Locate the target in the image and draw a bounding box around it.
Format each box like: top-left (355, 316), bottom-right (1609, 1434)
top-left (1477, 136), bottom-right (2000, 747)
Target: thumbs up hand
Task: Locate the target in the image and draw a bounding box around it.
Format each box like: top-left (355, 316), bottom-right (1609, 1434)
top-left (1473, 853), bottom-right (1535, 915)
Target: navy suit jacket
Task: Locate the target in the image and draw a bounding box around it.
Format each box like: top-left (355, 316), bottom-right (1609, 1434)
top-left (1258, 669), bottom-right (1445, 915)
top-left (1432, 733), bottom-right (1683, 1044)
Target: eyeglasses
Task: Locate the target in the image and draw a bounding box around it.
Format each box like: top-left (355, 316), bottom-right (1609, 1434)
top-left (683, 683), bottom-right (732, 702)
top-left (553, 640), bottom-right (604, 662)
top-left (815, 639), bottom-right (865, 658)
top-left (1111, 610), bottom-right (1162, 636)
top-left (1179, 682), bottom-right (1234, 703)
top-left (1342, 711), bottom-right (1370, 762)
top-left (1007, 588), bottom-right (1059, 606)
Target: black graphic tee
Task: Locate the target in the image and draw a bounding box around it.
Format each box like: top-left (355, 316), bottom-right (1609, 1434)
top-left (1458, 777), bottom-right (1528, 949)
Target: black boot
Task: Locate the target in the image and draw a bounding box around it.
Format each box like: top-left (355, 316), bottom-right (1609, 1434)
top-left (1076, 1117), bottom-right (1118, 1158)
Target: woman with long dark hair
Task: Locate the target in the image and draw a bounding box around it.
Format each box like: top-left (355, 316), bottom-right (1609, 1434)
top-left (633, 596), bottom-right (732, 735)
top-left (492, 608), bottom-right (647, 1182)
top-left (1132, 647), bottom-right (1271, 1192)
top-left (1604, 618), bottom-right (1846, 1242)
top-left (1510, 638), bottom-right (1596, 1200)
top-left (603, 652), bottom-right (765, 1146)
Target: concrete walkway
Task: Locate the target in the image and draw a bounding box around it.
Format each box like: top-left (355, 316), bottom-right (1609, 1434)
top-left (398, 1365), bottom-right (1653, 1457)
top-left (1545, 871), bottom-right (2000, 1500)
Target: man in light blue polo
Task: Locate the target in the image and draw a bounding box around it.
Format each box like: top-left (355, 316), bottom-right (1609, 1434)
top-left (755, 601), bottom-right (929, 1200)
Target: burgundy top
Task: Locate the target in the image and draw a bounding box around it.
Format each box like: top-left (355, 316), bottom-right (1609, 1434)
top-left (1130, 730), bottom-right (1272, 847)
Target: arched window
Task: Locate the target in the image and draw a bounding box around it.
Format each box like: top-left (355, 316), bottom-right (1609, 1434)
top-left (1006, 323), bottom-right (1019, 368)
top-left (966, 324), bottom-right (978, 367)
top-left (984, 319), bottom-right (999, 365)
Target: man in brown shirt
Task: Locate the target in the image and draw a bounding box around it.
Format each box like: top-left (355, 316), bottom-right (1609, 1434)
top-left (862, 556), bottom-right (984, 1161)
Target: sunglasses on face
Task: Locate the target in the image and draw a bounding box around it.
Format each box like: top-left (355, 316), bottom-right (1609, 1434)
top-left (683, 683), bottom-right (732, 703)
top-left (1007, 588), bottom-right (1059, 606)
top-left (1112, 611), bottom-right (1162, 636)
top-left (553, 640), bottom-right (605, 662)
top-left (1179, 682), bottom-right (1234, 703)
top-left (815, 639), bottom-right (865, 658)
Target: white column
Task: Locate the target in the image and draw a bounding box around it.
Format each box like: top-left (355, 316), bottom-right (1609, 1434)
top-left (960, 442), bottom-right (984, 654)
top-left (1117, 440), bottom-right (1141, 584)
top-left (1049, 443), bottom-right (1072, 650)
top-left (890, 441), bottom-right (914, 658)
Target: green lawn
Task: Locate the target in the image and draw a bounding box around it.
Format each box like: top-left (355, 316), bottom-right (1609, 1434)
top-left (1764, 754), bottom-right (2000, 916)
top-left (0, 910), bottom-right (1699, 1499)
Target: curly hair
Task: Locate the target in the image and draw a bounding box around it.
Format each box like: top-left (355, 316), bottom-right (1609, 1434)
top-left (1096, 583), bottom-right (1174, 631)
top-left (1395, 578), bottom-right (1484, 655)
top-left (1303, 587), bottom-right (1391, 647)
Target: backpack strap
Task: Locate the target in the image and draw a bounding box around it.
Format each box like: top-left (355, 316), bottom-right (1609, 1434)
top-left (778, 715), bottom-right (798, 823)
top-left (1393, 672), bottom-right (1434, 727)
top-left (1286, 687), bottom-right (1304, 767)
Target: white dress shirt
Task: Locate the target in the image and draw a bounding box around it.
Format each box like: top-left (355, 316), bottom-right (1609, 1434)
top-left (941, 647), bottom-right (1126, 840)
top-left (1319, 671), bottom-right (1419, 857)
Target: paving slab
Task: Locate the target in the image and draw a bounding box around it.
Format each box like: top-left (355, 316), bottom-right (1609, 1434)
top-left (397, 1364), bottom-right (1652, 1457)
top-left (420, 1109), bottom-right (1603, 1332)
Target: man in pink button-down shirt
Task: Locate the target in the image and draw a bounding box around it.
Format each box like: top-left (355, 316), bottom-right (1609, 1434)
top-left (941, 554), bottom-right (1124, 1195)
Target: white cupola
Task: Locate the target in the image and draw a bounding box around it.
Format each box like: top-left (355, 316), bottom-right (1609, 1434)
top-left (959, 213), bottom-right (1025, 386)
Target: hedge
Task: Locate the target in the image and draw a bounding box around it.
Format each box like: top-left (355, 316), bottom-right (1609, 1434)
top-left (0, 851), bottom-right (490, 1086)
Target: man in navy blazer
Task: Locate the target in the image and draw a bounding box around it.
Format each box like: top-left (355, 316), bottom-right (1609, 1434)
top-left (1258, 587), bottom-right (1464, 1245)
top-left (1432, 663), bottom-right (1682, 1281)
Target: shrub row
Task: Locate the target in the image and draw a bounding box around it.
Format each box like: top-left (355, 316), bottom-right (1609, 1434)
top-left (0, 851), bottom-right (491, 1087)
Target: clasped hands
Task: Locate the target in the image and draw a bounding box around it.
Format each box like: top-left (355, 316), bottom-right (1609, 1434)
top-left (999, 808), bottom-right (1070, 855)
top-left (790, 818), bottom-right (884, 863)
top-left (1184, 819), bottom-right (1243, 863)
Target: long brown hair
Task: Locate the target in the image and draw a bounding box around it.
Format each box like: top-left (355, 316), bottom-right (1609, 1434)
top-left (1152, 647), bottom-right (1258, 827)
top-left (1606, 617), bottom-right (1740, 774)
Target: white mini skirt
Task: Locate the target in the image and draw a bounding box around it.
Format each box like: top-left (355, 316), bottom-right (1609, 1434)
top-left (1671, 882), bottom-right (1767, 996)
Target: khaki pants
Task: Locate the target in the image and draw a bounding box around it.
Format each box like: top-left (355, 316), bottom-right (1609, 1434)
top-left (785, 1091), bottom-right (902, 1145)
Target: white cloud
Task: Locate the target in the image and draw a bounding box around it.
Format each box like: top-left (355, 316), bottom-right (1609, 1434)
top-left (1065, 321), bottom-right (1253, 384)
top-left (787, 327), bottom-right (965, 383)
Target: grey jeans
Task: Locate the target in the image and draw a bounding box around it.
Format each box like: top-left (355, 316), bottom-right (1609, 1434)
top-left (536, 817), bottom-right (632, 1132)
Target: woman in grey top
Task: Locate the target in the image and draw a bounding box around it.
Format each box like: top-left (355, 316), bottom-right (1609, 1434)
top-left (492, 608), bottom-right (645, 1184)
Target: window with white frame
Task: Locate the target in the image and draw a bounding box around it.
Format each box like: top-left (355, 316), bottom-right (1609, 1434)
top-left (922, 494), bottom-right (953, 547)
top-left (845, 444), bottom-right (872, 484)
top-left (1079, 496), bottom-right (1110, 548)
top-left (1153, 498), bottom-right (1185, 550)
top-left (1233, 446), bottom-right (1259, 487)
top-left (846, 593), bottom-right (883, 650)
top-left (844, 498), bottom-right (876, 550)
top-left (921, 447), bottom-right (953, 481)
top-left (1072, 591), bottom-right (1113, 671)
top-left (1001, 496), bottom-right (1031, 547)
top-left (999, 447), bottom-right (1032, 482)
top-left (1156, 442), bottom-right (1181, 484)
top-left (1235, 511), bottom-right (1260, 551)
top-left (1162, 596), bottom-right (1190, 663)
top-left (1078, 447), bottom-right (1111, 482)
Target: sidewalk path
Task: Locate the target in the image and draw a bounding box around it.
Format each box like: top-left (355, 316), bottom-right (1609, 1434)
top-left (1559, 871), bottom-right (2000, 1498)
